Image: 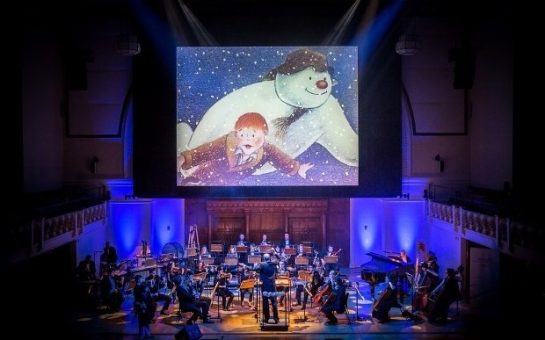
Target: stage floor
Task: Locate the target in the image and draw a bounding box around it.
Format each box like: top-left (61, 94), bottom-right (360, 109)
top-left (72, 267), bottom-right (474, 339)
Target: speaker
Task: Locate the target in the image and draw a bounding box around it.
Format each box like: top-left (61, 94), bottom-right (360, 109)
top-left (175, 324), bottom-right (202, 340)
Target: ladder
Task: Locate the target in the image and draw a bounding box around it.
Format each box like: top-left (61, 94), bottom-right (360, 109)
top-left (186, 224), bottom-right (200, 257)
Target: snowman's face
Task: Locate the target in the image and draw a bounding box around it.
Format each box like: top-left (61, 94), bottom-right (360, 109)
top-left (275, 66), bottom-right (332, 108)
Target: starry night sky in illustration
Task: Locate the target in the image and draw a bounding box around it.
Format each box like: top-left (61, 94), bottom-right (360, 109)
top-left (176, 46), bottom-right (359, 186)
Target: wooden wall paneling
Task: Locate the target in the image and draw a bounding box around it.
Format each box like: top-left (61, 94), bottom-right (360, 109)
top-left (326, 198), bottom-right (350, 266)
top-left (288, 216), bottom-right (322, 248)
top-left (215, 216), bottom-right (245, 246)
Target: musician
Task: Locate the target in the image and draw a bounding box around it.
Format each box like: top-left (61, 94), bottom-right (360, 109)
top-left (254, 253), bottom-right (279, 324)
top-left (76, 254), bottom-right (97, 281)
top-left (174, 274), bottom-right (213, 324)
top-left (279, 232), bottom-right (292, 249)
top-left (100, 269), bottom-right (123, 312)
top-left (322, 245), bottom-right (339, 273)
top-left (423, 253), bottom-right (440, 290)
top-left (237, 233), bottom-right (250, 263)
top-left (146, 270), bottom-right (172, 315)
top-left (103, 241), bottom-right (118, 266)
top-left (272, 245), bottom-right (284, 263)
top-left (133, 274), bottom-right (155, 339)
top-left (215, 267), bottom-right (234, 311)
top-left (260, 233), bottom-right (271, 245)
top-left (321, 276), bottom-right (346, 325)
top-left (399, 249), bottom-right (411, 264)
top-left (199, 245), bottom-right (211, 259)
top-left (238, 265), bottom-right (254, 308)
top-left (294, 266), bottom-right (317, 310)
top-left (276, 260), bottom-right (292, 307)
top-left (193, 261), bottom-right (207, 293)
top-left (372, 281), bottom-right (399, 323)
top-left (427, 268), bottom-right (461, 323)
top-left (294, 244), bottom-right (308, 269)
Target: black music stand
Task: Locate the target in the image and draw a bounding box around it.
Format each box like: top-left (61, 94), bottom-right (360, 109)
top-left (208, 283), bottom-right (222, 322)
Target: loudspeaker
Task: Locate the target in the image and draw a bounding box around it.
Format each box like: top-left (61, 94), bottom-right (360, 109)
top-left (175, 324), bottom-right (202, 340)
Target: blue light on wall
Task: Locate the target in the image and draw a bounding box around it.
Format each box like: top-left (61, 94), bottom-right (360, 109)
top-left (109, 201), bottom-right (151, 260)
top-left (152, 199), bottom-right (184, 256)
top-left (384, 200), bottom-right (425, 259)
top-left (350, 198), bottom-right (384, 267)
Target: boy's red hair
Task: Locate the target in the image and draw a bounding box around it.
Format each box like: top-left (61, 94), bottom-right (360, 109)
top-left (235, 112), bottom-right (269, 134)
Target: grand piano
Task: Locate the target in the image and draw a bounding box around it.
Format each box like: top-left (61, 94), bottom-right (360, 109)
top-left (360, 252), bottom-right (413, 299)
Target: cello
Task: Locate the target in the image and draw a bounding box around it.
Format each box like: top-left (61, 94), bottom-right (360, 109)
top-left (312, 283), bottom-right (331, 305)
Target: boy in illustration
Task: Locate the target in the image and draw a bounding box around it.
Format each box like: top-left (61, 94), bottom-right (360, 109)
top-left (177, 112), bottom-right (313, 185)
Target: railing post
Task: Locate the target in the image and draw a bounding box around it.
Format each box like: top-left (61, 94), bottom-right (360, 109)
top-left (495, 215), bottom-right (500, 248)
top-left (506, 218), bottom-right (511, 251)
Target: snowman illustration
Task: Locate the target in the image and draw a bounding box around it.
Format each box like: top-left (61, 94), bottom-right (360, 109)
top-left (177, 48), bottom-right (358, 182)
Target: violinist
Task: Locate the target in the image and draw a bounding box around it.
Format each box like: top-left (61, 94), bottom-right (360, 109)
top-left (295, 266), bottom-right (323, 310)
top-left (322, 245), bottom-right (339, 273)
top-left (276, 260), bottom-right (292, 307)
top-left (238, 265), bottom-right (255, 308)
top-left (321, 276), bottom-right (346, 325)
top-left (215, 267), bottom-right (234, 311)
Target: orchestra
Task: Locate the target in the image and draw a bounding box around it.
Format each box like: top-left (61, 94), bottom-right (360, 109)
top-left (76, 234), bottom-right (460, 330)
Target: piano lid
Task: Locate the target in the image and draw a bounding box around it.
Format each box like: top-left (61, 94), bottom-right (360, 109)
top-left (360, 252), bottom-right (408, 273)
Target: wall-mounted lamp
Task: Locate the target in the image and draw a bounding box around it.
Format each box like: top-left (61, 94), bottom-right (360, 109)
top-left (434, 154), bottom-right (445, 173)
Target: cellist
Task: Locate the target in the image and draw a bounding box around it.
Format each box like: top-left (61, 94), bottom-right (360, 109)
top-left (320, 276), bottom-right (346, 325)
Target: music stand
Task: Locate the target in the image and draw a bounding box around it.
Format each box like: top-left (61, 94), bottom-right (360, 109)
top-left (284, 247), bottom-right (296, 256)
top-left (324, 255), bottom-right (338, 264)
top-left (225, 257), bottom-right (238, 266)
top-left (236, 245), bottom-right (249, 253)
top-left (210, 243), bottom-right (223, 253)
top-left (259, 245), bottom-right (273, 253)
top-left (294, 256), bottom-right (309, 266)
top-left (187, 247), bottom-right (198, 257)
top-left (202, 257), bottom-right (215, 266)
top-left (248, 254), bottom-right (262, 264)
top-left (303, 246), bottom-right (313, 255)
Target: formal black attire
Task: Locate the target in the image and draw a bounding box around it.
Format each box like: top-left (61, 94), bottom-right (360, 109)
top-left (258, 260), bottom-right (279, 323)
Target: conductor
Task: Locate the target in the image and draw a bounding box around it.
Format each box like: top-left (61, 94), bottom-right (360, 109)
top-left (255, 253), bottom-right (279, 324)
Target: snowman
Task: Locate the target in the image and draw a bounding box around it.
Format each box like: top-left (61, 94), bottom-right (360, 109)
top-left (177, 48), bottom-right (358, 176)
